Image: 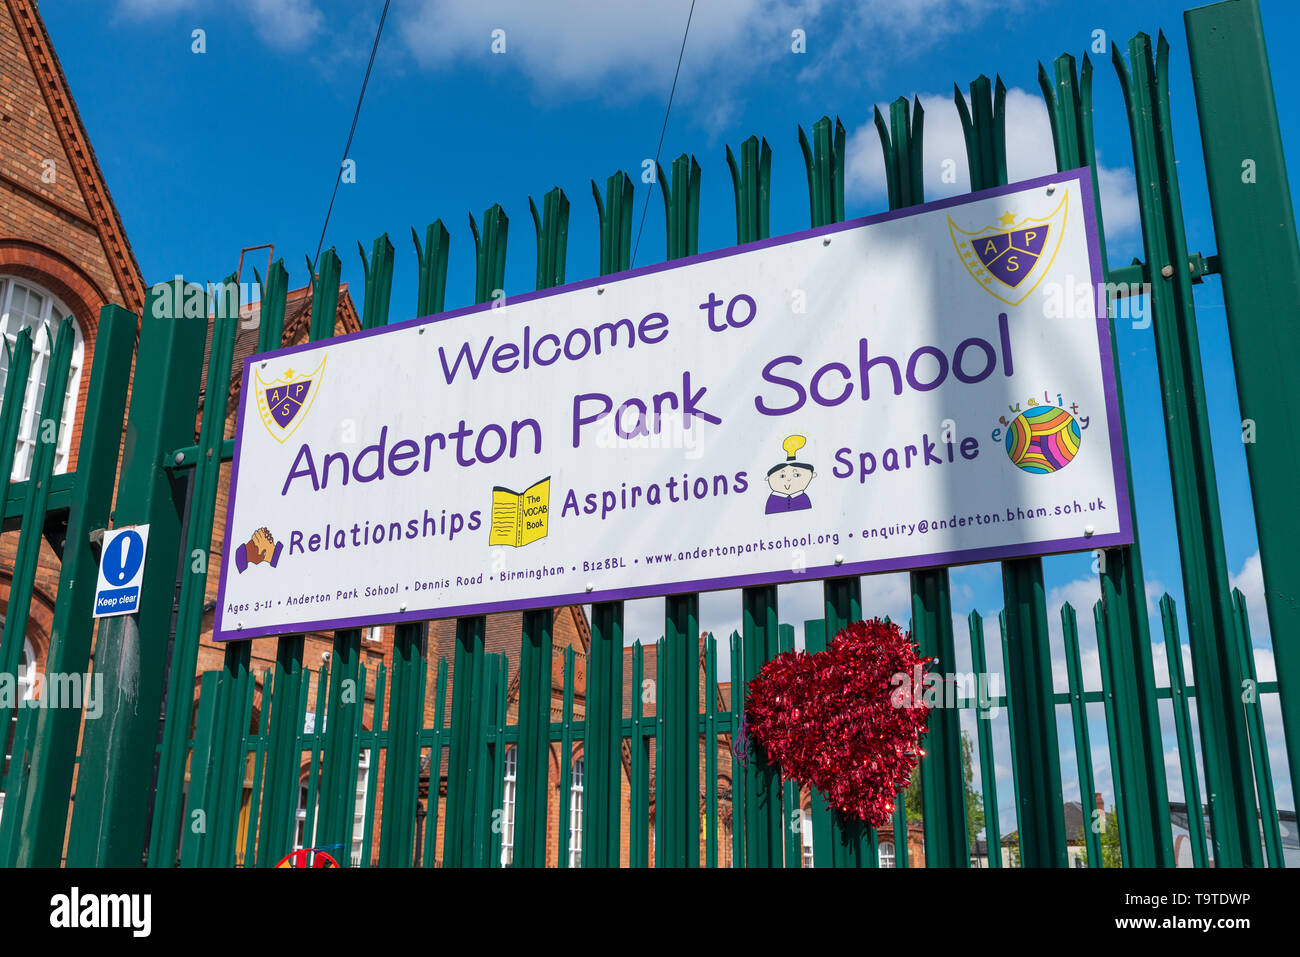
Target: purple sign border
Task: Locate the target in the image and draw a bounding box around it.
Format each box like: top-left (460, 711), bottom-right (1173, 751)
top-left (214, 167), bottom-right (1132, 641)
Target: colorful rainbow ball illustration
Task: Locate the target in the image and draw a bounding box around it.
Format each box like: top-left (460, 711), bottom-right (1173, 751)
top-left (1005, 406), bottom-right (1081, 473)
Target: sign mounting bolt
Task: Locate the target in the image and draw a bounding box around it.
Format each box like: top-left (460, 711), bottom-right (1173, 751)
top-left (823, 237), bottom-right (832, 246)
top-left (1046, 184), bottom-right (1056, 195)
top-left (585, 582), bottom-right (594, 592)
top-left (400, 601), bottom-right (407, 611)
top-left (834, 554), bottom-right (844, 565)
top-left (1160, 264), bottom-right (1175, 278)
top-left (1084, 525), bottom-right (1095, 537)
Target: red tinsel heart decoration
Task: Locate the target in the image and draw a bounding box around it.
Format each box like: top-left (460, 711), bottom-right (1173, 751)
top-left (745, 618), bottom-right (933, 827)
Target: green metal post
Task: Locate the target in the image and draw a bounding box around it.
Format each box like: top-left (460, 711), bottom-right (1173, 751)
top-left (444, 615), bottom-right (488, 867)
top-left (630, 642), bottom-right (650, 868)
top-left (0, 320), bottom-right (71, 867)
top-left (778, 624), bottom-right (802, 867)
top-left (1186, 0), bottom-right (1300, 815)
top-left (178, 671), bottom-right (221, 866)
top-left (586, 601), bottom-right (624, 867)
top-left (439, 206), bottom-right (508, 868)
top-left (1161, 596), bottom-right (1208, 867)
top-left (378, 623), bottom-right (427, 866)
top-left (1094, 601), bottom-right (1130, 866)
top-left (1040, 50), bottom-right (1173, 868)
top-left (413, 220), bottom-right (450, 317)
top-left (1233, 589), bottom-right (1281, 867)
top-left (515, 610), bottom-right (553, 868)
top-left (704, 634), bottom-right (718, 868)
top-left (798, 115), bottom-right (870, 867)
top-left (0, 320), bottom-right (72, 720)
top-left (728, 630), bottom-right (746, 867)
top-left (876, 94), bottom-right (967, 868)
top-left (1113, 32), bottom-right (1260, 866)
top-left (656, 155), bottom-right (704, 868)
top-left (662, 592), bottom-right (699, 866)
top-left (150, 274), bottom-right (239, 867)
top-left (423, 658), bottom-right (448, 868)
top-left (957, 75), bottom-right (1067, 867)
top-left (728, 135), bottom-right (782, 869)
top-left (251, 261), bottom-right (304, 869)
top-left (558, 645), bottom-right (576, 868)
top-left (968, 612), bottom-right (1001, 867)
top-left (1060, 604), bottom-right (1102, 867)
top-left (208, 640), bottom-right (252, 865)
top-left (66, 284), bottom-right (206, 867)
top-left (319, 238), bottom-right (391, 863)
top-left (10, 305), bottom-right (132, 867)
top-left (314, 256), bottom-right (363, 860)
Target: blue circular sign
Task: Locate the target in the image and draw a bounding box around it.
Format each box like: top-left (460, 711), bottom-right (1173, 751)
top-left (103, 529), bottom-right (145, 586)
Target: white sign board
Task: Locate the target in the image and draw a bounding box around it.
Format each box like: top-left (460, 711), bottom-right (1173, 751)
top-left (216, 169), bottom-right (1132, 641)
top-left (94, 524), bottom-right (150, 618)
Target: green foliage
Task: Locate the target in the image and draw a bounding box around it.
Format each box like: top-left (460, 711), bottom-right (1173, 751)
top-left (903, 730), bottom-right (986, 856)
top-left (1075, 803), bottom-right (1122, 868)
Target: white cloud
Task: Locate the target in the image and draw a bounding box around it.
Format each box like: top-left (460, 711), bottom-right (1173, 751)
top-left (398, 0), bottom-right (1024, 103)
top-left (1229, 550), bottom-right (1268, 640)
top-left (245, 0), bottom-right (323, 49)
top-left (115, 0), bottom-right (323, 49)
top-left (399, 0), bottom-right (791, 96)
top-left (117, 0), bottom-right (198, 15)
top-left (846, 87), bottom-right (1139, 237)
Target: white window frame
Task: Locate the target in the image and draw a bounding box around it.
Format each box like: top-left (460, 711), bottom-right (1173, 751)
top-left (567, 758), bottom-right (583, 868)
top-left (294, 781), bottom-right (316, 852)
top-left (352, 749), bottom-right (371, 866)
top-left (500, 745), bottom-right (517, 866)
top-left (878, 840), bottom-right (896, 868)
top-left (0, 277), bottom-right (85, 481)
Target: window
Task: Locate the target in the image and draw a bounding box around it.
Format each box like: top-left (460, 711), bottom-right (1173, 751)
top-left (500, 746), bottom-right (517, 867)
top-left (878, 841), bottom-right (896, 868)
top-left (0, 277), bottom-right (85, 480)
top-left (352, 749), bottom-right (370, 866)
top-left (802, 815), bottom-right (814, 867)
top-left (0, 639), bottom-right (35, 826)
top-left (567, 758), bottom-right (584, 867)
top-left (293, 782), bottom-right (315, 852)
top-left (364, 626), bottom-right (383, 643)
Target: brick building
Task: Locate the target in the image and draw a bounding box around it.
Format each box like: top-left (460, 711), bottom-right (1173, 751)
top-left (0, 0), bottom-right (145, 804)
top-left (0, 0), bottom-right (823, 869)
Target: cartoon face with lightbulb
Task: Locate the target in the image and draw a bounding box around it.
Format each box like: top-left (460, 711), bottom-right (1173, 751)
top-left (764, 434), bottom-right (816, 514)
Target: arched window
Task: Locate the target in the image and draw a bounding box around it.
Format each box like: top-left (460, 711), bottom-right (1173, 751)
top-left (567, 758), bottom-right (583, 867)
top-left (500, 745), bottom-right (517, 866)
top-left (0, 277), bottom-right (85, 480)
top-left (878, 840), bottom-right (896, 868)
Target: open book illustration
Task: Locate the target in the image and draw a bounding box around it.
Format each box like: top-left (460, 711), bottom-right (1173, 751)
top-left (488, 476), bottom-right (551, 548)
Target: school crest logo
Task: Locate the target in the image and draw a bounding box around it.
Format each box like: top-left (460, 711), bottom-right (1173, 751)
top-left (255, 356), bottom-right (325, 442)
top-left (948, 190), bottom-right (1067, 305)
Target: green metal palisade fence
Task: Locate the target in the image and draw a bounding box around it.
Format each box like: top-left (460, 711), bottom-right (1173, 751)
top-left (0, 0), bottom-right (1295, 868)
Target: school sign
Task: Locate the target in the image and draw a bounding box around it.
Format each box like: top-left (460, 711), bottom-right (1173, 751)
top-left (215, 168), bottom-right (1130, 640)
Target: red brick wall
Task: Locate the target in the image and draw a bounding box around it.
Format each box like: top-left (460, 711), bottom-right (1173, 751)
top-left (0, 0), bottom-right (136, 679)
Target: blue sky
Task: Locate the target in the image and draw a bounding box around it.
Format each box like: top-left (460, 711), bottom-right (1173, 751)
top-left (42, 0), bottom-right (1299, 851)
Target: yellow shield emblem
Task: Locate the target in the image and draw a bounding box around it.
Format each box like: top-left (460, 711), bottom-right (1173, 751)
top-left (255, 356), bottom-right (325, 443)
top-left (948, 190), bottom-right (1068, 306)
